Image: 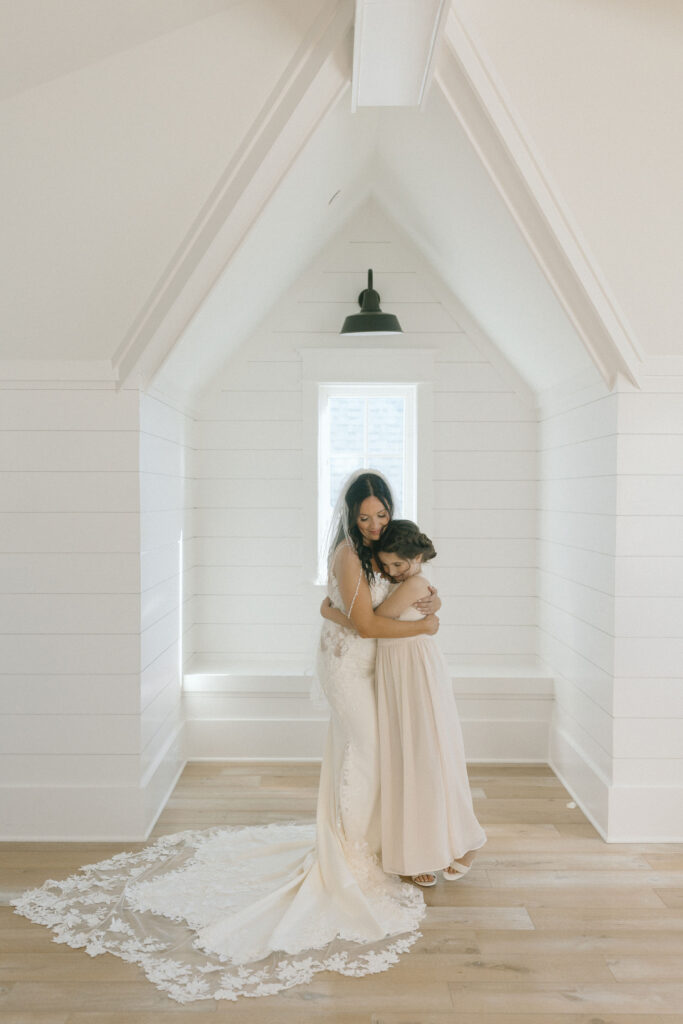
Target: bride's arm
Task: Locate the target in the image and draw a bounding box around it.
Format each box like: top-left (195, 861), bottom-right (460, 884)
top-left (336, 547), bottom-right (438, 639)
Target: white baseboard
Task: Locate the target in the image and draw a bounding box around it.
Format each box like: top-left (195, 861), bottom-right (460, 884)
top-left (548, 719), bottom-right (610, 839)
top-left (549, 720), bottom-right (683, 843)
top-left (142, 724), bottom-right (187, 838)
top-left (6, 706), bottom-right (680, 843)
top-left (0, 723), bottom-right (186, 843)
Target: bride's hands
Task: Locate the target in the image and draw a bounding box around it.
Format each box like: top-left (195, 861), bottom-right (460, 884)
top-left (414, 585), bottom-right (441, 615)
top-left (320, 597), bottom-right (334, 620)
top-left (421, 613), bottom-right (440, 635)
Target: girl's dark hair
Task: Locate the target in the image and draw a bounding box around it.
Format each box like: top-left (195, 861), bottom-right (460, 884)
top-left (333, 472), bottom-right (394, 583)
top-left (375, 519), bottom-right (436, 564)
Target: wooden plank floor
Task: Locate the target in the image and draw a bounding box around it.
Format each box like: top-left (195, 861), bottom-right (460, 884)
top-left (3, 763), bottom-right (683, 1023)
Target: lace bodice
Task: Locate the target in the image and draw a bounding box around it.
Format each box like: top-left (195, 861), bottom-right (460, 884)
top-left (319, 564), bottom-right (391, 664)
top-left (328, 561), bottom-right (391, 615)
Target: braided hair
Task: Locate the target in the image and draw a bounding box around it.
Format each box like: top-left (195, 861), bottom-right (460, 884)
top-left (375, 519), bottom-right (436, 564)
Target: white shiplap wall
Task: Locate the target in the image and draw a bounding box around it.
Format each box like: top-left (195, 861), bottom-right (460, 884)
top-left (541, 370), bottom-right (683, 841)
top-left (0, 381), bottom-right (143, 839)
top-left (612, 377), bottom-right (683, 840)
top-left (184, 211), bottom-right (549, 762)
top-left (138, 390), bottom-right (193, 833)
top-left (538, 374), bottom-right (618, 835)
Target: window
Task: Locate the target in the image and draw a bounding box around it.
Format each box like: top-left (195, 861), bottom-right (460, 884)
top-left (301, 347), bottom-right (434, 585)
top-left (317, 384), bottom-right (416, 580)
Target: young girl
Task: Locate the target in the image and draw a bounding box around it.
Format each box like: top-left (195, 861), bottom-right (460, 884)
top-left (374, 520), bottom-right (486, 887)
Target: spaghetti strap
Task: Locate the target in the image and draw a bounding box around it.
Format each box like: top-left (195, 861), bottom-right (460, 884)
top-left (347, 565), bottom-right (363, 617)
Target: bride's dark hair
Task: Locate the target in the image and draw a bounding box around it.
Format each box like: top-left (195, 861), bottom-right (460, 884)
top-left (331, 472), bottom-right (394, 584)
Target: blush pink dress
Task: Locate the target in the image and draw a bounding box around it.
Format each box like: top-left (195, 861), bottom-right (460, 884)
top-left (376, 585), bottom-right (486, 876)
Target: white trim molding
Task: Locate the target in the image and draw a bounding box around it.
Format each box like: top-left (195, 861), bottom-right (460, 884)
top-left (113, 0), bottom-right (355, 388)
top-left (183, 661), bottom-right (553, 764)
top-left (438, 9), bottom-right (643, 391)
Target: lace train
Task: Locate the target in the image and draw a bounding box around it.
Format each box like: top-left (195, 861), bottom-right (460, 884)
top-left (12, 822), bottom-right (424, 1003)
top-left (13, 568), bottom-right (423, 1003)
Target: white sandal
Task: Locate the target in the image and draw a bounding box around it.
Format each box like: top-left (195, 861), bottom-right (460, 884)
top-left (412, 873), bottom-right (437, 887)
top-left (443, 860), bottom-right (472, 881)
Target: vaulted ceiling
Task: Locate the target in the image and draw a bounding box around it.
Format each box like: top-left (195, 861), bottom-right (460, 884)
top-left (157, 88), bottom-right (592, 398)
top-left (1, 0), bottom-right (681, 398)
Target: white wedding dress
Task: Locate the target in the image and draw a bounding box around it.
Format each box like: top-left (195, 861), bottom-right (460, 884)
top-left (12, 571), bottom-right (424, 1004)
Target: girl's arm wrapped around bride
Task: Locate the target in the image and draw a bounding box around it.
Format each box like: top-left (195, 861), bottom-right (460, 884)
top-left (331, 545), bottom-right (439, 639)
top-left (373, 573), bottom-right (431, 619)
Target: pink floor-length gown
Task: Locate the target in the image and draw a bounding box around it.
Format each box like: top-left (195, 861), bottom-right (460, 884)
top-left (376, 587), bottom-right (486, 876)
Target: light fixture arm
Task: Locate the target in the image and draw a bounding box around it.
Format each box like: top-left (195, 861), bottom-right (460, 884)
top-left (357, 269), bottom-right (381, 311)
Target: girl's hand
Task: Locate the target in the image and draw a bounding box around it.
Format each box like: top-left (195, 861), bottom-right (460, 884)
top-left (421, 613), bottom-right (439, 635)
top-left (321, 597), bottom-right (355, 631)
top-left (414, 585), bottom-right (441, 615)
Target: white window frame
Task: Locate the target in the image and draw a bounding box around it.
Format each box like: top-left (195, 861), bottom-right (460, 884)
top-left (302, 347), bottom-right (435, 587)
top-left (317, 383), bottom-right (416, 584)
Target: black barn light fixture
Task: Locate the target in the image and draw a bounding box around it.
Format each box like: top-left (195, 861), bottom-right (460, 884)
top-left (340, 269), bottom-right (403, 335)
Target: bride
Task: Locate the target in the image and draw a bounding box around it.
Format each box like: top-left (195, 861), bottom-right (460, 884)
top-left (13, 470), bottom-right (439, 1003)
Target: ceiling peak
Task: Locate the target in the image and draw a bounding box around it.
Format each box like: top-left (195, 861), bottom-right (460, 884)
top-left (351, 0), bottom-right (449, 109)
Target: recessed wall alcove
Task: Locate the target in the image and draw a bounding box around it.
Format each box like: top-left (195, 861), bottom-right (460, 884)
top-left (174, 201), bottom-right (552, 773)
top-left (146, 85), bottom-right (600, 815)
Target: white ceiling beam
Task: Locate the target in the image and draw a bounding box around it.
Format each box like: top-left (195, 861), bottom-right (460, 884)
top-left (352, 0), bottom-right (448, 108)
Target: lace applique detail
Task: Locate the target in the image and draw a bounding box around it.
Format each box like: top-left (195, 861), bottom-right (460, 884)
top-left (12, 569), bottom-right (415, 1005)
top-left (339, 740), bottom-right (353, 830)
top-left (319, 622), bottom-right (352, 660)
top-left (318, 568), bottom-right (387, 664)
top-left (12, 823), bottom-right (423, 1004)
top-left (318, 571), bottom-right (390, 673)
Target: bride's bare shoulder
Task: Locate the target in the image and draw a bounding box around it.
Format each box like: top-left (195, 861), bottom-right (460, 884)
top-left (332, 542), bottom-right (361, 573)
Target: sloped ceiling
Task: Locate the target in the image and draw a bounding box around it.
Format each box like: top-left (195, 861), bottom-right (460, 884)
top-left (0, 0), bottom-right (242, 101)
top-left (157, 84), bottom-right (591, 398)
top-left (453, 0), bottom-right (683, 360)
top-left (374, 94), bottom-right (591, 393)
top-left (1, 0), bottom-right (679, 395)
top-left (0, 0), bottom-right (326, 360)
top-left (156, 101), bottom-right (382, 395)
